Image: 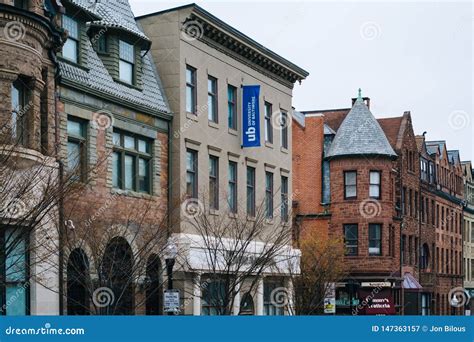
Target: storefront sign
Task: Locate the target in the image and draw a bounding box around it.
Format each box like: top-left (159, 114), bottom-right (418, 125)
top-left (359, 289), bottom-right (395, 315)
top-left (164, 289), bottom-right (180, 313)
top-left (361, 282), bottom-right (391, 288)
top-left (242, 85), bottom-right (261, 147)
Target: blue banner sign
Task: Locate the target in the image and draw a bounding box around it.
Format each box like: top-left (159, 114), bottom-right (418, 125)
top-left (242, 85), bottom-right (261, 147)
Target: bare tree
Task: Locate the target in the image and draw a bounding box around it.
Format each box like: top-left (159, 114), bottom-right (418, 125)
top-left (177, 192), bottom-right (297, 315)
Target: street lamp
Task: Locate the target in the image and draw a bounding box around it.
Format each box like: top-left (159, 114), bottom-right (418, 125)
top-left (164, 238), bottom-right (178, 315)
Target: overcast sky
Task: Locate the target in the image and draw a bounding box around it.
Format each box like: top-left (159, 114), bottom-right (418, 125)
top-left (130, 0), bottom-right (473, 161)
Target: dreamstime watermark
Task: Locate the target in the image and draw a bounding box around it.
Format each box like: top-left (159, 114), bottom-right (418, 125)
top-left (0, 282), bottom-right (29, 314)
top-left (0, 198), bottom-right (27, 219)
top-left (359, 198), bottom-right (381, 218)
top-left (359, 21), bottom-right (382, 41)
top-left (272, 111), bottom-right (292, 132)
top-left (173, 104), bottom-right (209, 139)
top-left (84, 192), bottom-right (119, 228)
top-left (181, 20), bottom-right (204, 41)
top-left (5, 322), bottom-right (85, 336)
top-left (4, 21), bottom-right (26, 42)
top-left (270, 287), bottom-right (289, 308)
top-left (181, 198), bottom-right (204, 219)
top-left (92, 287), bottom-right (115, 308)
top-left (448, 287), bottom-right (470, 308)
top-left (92, 110), bottom-right (114, 130)
top-left (448, 110), bottom-right (471, 131)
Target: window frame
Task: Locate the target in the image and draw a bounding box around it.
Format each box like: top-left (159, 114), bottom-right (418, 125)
top-left (207, 76), bottom-right (218, 123)
top-left (228, 161), bottom-right (238, 213)
top-left (343, 224), bottom-right (358, 256)
top-left (118, 40), bottom-right (135, 85)
top-left (280, 111), bottom-right (288, 149)
top-left (264, 102), bottom-right (273, 144)
top-left (112, 130), bottom-right (152, 194)
top-left (369, 170), bottom-right (381, 199)
top-left (263, 280), bottom-right (285, 315)
top-left (343, 171), bottom-right (357, 200)
top-left (227, 85), bottom-right (237, 130)
top-left (186, 65), bottom-right (197, 114)
top-left (281, 175), bottom-right (289, 222)
top-left (246, 166), bottom-right (256, 217)
top-left (209, 155), bottom-right (219, 210)
top-left (11, 80), bottom-right (28, 146)
top-left (265, 172), bottom-right (274, 219)
top-left (0, 227), bottom-right (30, 316)
top-left (368, 223), bottom-right (382, 256)
top-left (62, 15), bottom-right (80, 64)
top-left (186, 149), bottom-right (198, 198)
top-left (66, 116), bottom-right (88, 181)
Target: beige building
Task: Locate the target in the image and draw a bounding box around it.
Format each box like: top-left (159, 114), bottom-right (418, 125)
top-left (462, 161), bottom-right (474, 311)
top-left (137, 4), bottom-right (308, 315)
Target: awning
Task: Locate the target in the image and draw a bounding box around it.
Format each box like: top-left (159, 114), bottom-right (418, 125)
top-left (402, 272), bottom-right (423, 291)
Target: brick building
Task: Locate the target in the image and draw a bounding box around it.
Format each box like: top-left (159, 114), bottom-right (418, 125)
top-left (0, 0), bottom-right (64, 315)
top-left (416, 137), bottom-right (464, 315)
top-left (461, 161), bottom-right (474, 311)
top-left (56, 0), bottom-right (172, 315)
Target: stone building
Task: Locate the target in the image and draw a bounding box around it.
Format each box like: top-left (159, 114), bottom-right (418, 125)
top-left (461, 161), bottom-right (474, 311)
top-left (137, 4), bottom-right (308, 315)
top-left (416, 137), bottom-right (464, 315)
top-left (0, 0), bottom-right (64, 315)
top-left (56, 0), bottom-right (172, 315)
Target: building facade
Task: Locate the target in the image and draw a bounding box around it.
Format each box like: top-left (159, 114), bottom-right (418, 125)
top-left (56, 0), bottom-right (172, 315)
top-left (138, 4), bottom-right (308, 315)
top-left (462, 161), bottom-right (474, 311)
top-left (0, 0), bottom-right (64, 315)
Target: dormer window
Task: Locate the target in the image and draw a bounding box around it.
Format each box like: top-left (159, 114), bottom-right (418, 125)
top-left (119, 40), bottom-right (134, 84)
top-left (97, 35), bottom-right (107, 54)
top-left (62, 16), bottom-right (79, 63)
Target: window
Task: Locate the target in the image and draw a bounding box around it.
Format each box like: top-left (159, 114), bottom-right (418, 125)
top-left (14, 0), bottom-right (27, 9)
top-left (186, 149), bottom-right (198, 198)
top-left (281, 176), bottom-right (289, 222)
top-left (344, 224), bottom-right (358, 256)
top-left (246, 166), bottom-right (256, 217)
top-left (344, 171), bottom-right (357, 199)
top-left (369, 171), bottom-right (381, 199)
top-left (280, 111), bottom-right (288, 149)
top-left (421, 293), bottom-right (430, 316)
top-left (62, 16), bottom-right (79, 63)
top-left (264, 281), bottom-right (284, 315)
top-left (228, 161), bottom-right (237, 213)
top-left (112, 131), bottom-right (152, 193)
top-left (1, 228), bottom-right (29, 315)
top-left (119, 40), bottom-right (135, 84)
top-left (264, 102), bottom-right (273, 144)
top-left (186, 66), bottom-right (197, 114)
top-left (265, 172), bottom-right (273, 219)
top-left (227, 85), bottom-right (237, 130)
top-left (67, 117), bottom-right (87, 180)
top-left (97, 35), bottom-right (107, 54)
top-left (11, 80), bottom-right (27, 145)
top-left (201, 279), bottom-right (225, 316)
top-left (401, 235), bottom-right (406, 265)
top-left (369, 224), bottom-right (381, 256)
top-left (207, 76), bottom-right (217, 122)
top-left (209, 156), bottom-right (219, 210)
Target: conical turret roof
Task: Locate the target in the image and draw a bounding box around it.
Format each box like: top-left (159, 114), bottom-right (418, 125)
top-left (326, 94), bottom-right (397, 159)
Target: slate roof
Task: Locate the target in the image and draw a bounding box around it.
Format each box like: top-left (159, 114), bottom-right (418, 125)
top-left (326, 98), bottom-right (397, 159)
top-left (426, 141), bottom-right (446, 158)
top-left (60, 0), bottom-right (169, 115)
top-left (377, 116), bottom-right (404, 151)
top-left (447, 150), bottom-right (461, 165)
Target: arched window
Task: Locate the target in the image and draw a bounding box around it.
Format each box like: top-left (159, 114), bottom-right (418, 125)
top-left (145, 254), bottom-right (163, 315)
top-left (420, 244), bottom-right (430, 269)
top-left (239, 292), bottom-right (255, 315)
top-left (100, 237), bottom-right (133, 315)
top-left (67, 248), bottom-right (90, 315)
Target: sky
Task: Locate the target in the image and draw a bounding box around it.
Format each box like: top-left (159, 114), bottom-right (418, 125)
top-left (130, 0), bottom-right (473, 161)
